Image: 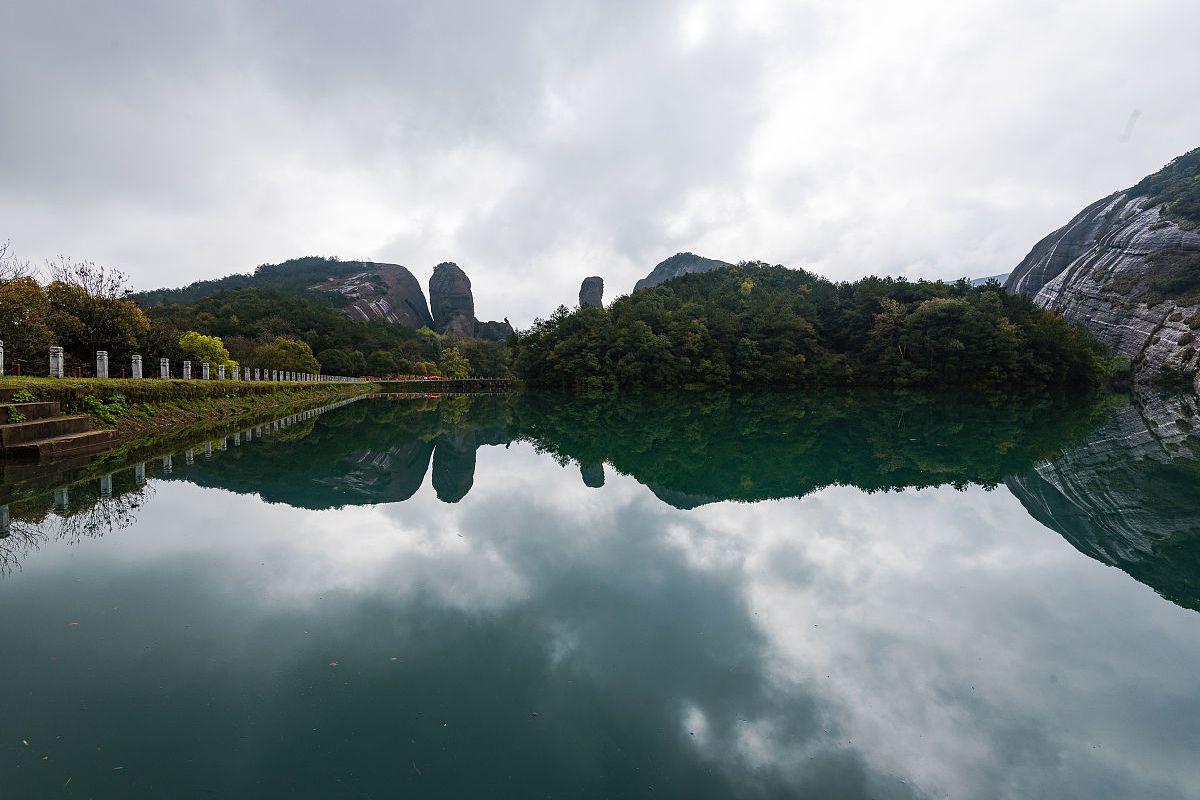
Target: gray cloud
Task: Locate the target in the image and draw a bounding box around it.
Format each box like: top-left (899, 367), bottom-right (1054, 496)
top-left (2, 0), bottom-right (1199, 325)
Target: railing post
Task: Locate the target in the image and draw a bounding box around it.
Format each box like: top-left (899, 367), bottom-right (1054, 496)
top-left (231, 365), bottom-right (239, 381)
top-left (160, 358), bottom-right (170, 379)
top-left (50, 346), bottom-right (64, 378)
top-left (183, 360), bottom-right (192, 380)
top-left (0, 339), bottom-right (4, 376)
top-left (201, 362), bottom-right (210, 380)
top-left (132, 354), bottom-right (143, 379)
top-left (96, 350), bottom-right (108, 379)
top-left (217, 364), bottom-right (225, 380)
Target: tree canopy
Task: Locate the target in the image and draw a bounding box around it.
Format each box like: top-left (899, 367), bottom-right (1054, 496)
top-left (512, 263), bottom-right (1121, 391)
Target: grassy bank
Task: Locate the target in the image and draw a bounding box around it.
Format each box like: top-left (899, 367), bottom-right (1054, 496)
top-left (0, 376), bottom-right (376, 444)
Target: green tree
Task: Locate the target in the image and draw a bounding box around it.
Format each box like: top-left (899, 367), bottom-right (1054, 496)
top-left (366, 350), bottom-right (398, 377)
top-left (179, 331), bottom-right (234, 366)
top-left (0, 277), bottom-right (55, 373)
top-left (438, 347), bottom-right (471, 379)
top-left (252, 337), bottom-right (321, 373)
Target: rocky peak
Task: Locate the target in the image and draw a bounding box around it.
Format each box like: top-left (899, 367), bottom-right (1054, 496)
top-left (312, 262), bottom-right (433, 329)
top-left (429, 262), bottom-right (475, 337)
top-left (634, 252), bottom-right (732, 292)
top-left (579, 276), bottom-right (604, 309)
top-left (1005, 147), bottom-right (1200, 392)
top-left (427, 261), bottom-right (514, 341)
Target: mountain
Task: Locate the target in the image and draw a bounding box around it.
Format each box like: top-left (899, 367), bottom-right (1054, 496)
top-left (309, 262), bottom-right (433, 329)
top-left (579, 276), bottom-right (604, 309)
top-left (426, 262), bottom-right (513, 341)
top-left (1005, 147), bottom-right (1200, 392)
top-left (136, 256), bottom-right (512, 341)
top-left (969, 273), bottom-right (1009, 287)
top-left (634, 252), bottom-right (731, 291)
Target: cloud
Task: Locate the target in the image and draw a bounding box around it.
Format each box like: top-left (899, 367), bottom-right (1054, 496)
top-left (2, 0), bottom-right (1199, 325)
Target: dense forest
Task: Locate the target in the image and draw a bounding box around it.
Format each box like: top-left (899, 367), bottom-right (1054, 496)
top-left (512, 263), bottom-right (1121, 390)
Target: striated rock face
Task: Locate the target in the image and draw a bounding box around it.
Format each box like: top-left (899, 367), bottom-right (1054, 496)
top-left (311, 262), bottom-right (434, 329)
top-left (429, 262), bottom-right (476, 336)
top-left (579, 276), bottom-right (604, 309)
top-left (1006, 392), bottom-right (1200, 611)
top-left (634, 253), bottom-right (732, 291)
top-left (1006, 150), bottom-right (1200, 393)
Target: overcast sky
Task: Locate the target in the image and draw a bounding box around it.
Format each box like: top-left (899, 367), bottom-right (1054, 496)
top-left (3, 0), bottom-right (1198, 326)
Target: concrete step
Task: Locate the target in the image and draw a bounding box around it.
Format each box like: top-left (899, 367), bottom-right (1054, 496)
top-left (0, 402), bottom-right (62, 424)
top-left (4, 429), bottom-right (117, 461)
top-left (0, 415), bottom-right (91, 448)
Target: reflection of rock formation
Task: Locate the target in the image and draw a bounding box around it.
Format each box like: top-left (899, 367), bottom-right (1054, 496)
top-left (579, 462), bottom-right (605, 488)
top-left (579, 276), bottom-right (604, 309)
top-left (432, 434), bottom-right (477, 503)
top-left (339, 440), bottom-right (434, 504)
top-left (1006, 393), bottom-right (1200, 610)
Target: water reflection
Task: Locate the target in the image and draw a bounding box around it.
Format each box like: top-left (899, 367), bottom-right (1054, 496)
top-left (1, 391), bottom-right (1198, 798)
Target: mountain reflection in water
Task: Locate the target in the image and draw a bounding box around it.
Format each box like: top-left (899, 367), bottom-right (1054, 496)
top-left (4, 390), bottom-right (1199, 610)
top-left (1, 391), bottom-right (1199, 799)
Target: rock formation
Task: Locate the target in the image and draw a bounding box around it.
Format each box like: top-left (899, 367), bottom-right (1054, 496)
top-left (579, 276), bottom-right (604, 309)
top-left (1006, 392), bottom-right (1200, 611)
top-left (427, 262), bottom-right (515, 341)
top-left (634, 253), bottom-right (732, 291)
top-left (1005, 148), bottom-right (1200, 392)
top-left (429, 262), bottom-right (476, 337)
top-left (312, 263), bottom-right (434, 329)
top-left (474, 319), bottom-right (515, 342)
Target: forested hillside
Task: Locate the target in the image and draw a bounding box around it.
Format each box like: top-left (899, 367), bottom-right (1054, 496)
top-left (513, 263), bottom-right (1120, 390)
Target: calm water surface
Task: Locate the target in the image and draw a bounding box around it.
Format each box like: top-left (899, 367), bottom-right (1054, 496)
top-left (1, 391), bottom-right (1199, 799)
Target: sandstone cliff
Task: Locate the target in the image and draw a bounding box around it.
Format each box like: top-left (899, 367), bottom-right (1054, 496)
top-left (634, 252), bottom-right (732, 291)
top-left (579, 276), bottom-right (604, 309)
top-left (428, 261), bottom-right (514, 342)
top-left (311, 262), bottom-right (434, 329)
top-left (429, 262), bottom-right (477, 337)
top-left (1005, 148), bottom-right (1200, 392)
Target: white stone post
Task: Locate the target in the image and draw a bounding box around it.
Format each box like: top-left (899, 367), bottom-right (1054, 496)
top-left (50, 346), bottom-right (64, 378)
top-left (231, 365), bottom-right (239, 381)
top-left (0, 339), bottom-right (4, 377)
top-left (183, 360), bottom-right (192, 380)
top-left (162, 454), bottom-right (173, 473)
top-left (217, 364), bottom-right (225, 380)
top-left (132, 354), bottom-right (143, 379)
top-left (96, 350), bottom-right (108, 379)
top-left (203, 442), bottom-right (212, 457)
top-left (185, 449), bottom-right (194, 465)
top-left (201, 362), bottom-right (210, 380)
top-left (160, 358), bottom-right (170, 379)
top-left (273, 370), bottom-right (279, 381)
top-left (99, 474), bottom-right (113, 500)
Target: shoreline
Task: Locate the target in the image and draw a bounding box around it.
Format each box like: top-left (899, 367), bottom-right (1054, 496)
top-left (0, 376), bottom-right (377, 448)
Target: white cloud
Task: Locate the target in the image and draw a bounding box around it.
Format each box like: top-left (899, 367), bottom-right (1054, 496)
top-left (1, 0), bottom-right (1198, 325)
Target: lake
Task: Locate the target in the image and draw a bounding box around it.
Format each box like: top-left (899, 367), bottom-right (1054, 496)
top-left (2, 390), bottom-right (1199, 799)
